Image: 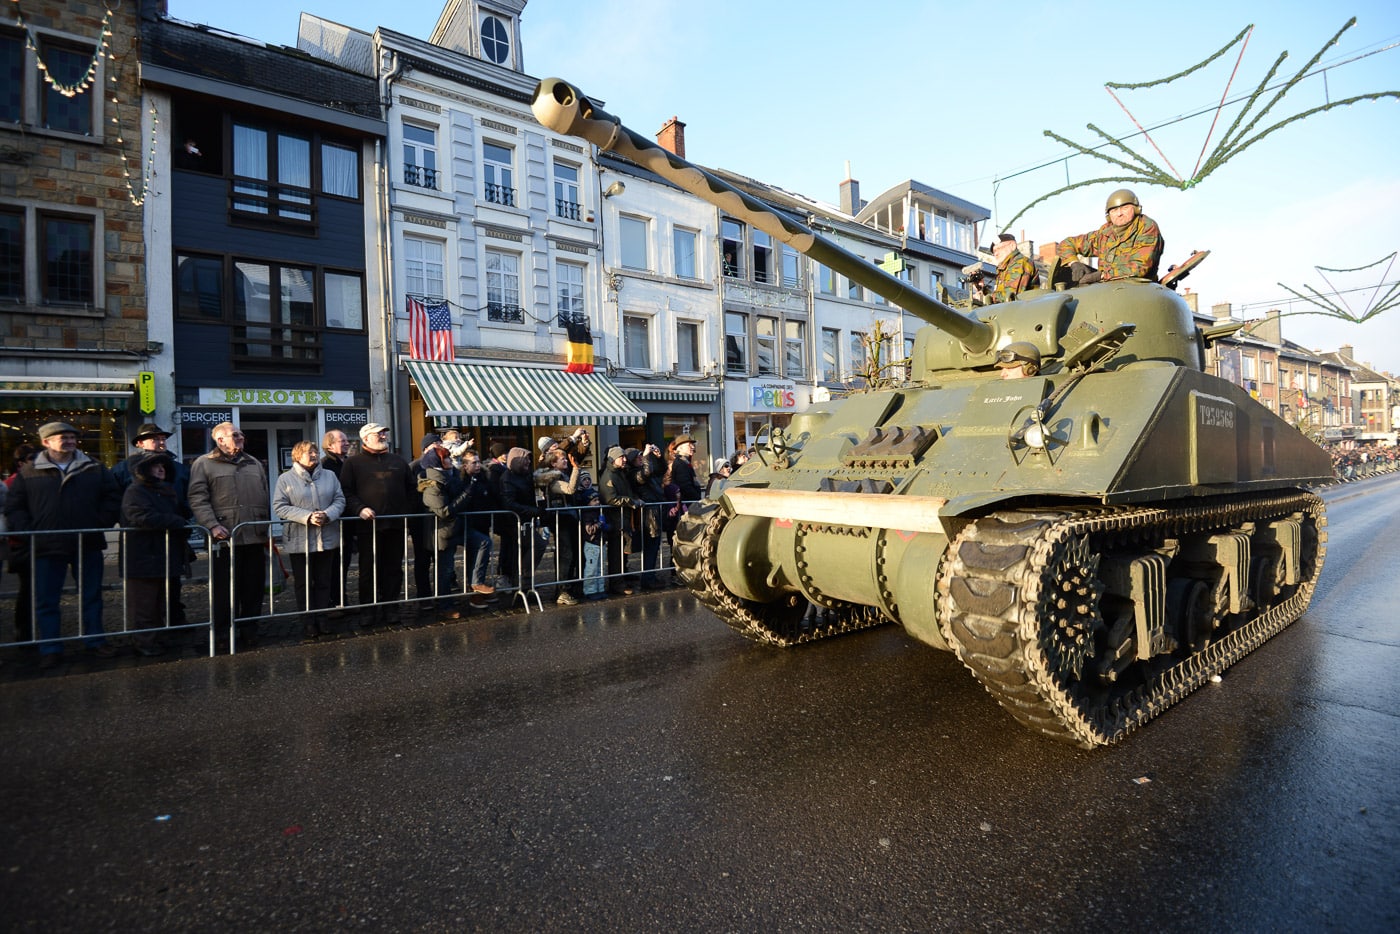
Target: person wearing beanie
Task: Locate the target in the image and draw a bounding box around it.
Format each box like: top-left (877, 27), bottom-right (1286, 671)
top-left (110, 420), bottom-right (191, 629)
top-left (120, 451), bottom-right (187, 657)
top-left (598, 443), bottom-right (640, 595)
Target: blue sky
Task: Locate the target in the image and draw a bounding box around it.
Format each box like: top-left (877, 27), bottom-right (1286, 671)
top-left (171, 0), bottom-right (1400, 373)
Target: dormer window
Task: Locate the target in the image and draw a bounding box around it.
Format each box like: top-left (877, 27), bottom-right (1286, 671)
top-left (481, 15), bottom-right (511, 65)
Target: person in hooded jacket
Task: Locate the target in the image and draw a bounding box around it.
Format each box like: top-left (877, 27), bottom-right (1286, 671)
top-left (120, 451), bottom-right (188, 656)
top-left (273, 440), bottom-right (346, 637)
top-left (416, 441), bottom-right (465, 617)
top-left (495, 446), bottom-right (541, 589)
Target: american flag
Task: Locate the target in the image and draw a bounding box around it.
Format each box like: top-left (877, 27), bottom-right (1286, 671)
top-left (408, 296), bottom-right (454, 361)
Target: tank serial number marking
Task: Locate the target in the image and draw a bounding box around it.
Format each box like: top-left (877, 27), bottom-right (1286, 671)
top-left (1198, 402), bottom-right (1235, 429)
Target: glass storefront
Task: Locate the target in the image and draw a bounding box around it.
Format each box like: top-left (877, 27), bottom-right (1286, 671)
top-left (1, 389), bottom-right (133, 471)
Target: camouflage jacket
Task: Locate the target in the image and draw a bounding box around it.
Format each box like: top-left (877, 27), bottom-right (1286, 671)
top-left (1056, 213), bottom-right (1163, 281)
top-left (992, 249), bottom-right (1040, 303)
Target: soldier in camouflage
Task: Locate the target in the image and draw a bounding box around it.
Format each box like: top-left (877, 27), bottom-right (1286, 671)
top-left (1056, 188), bottom-right (1163, 285)
top-left (991, 233), bottom-right (1040, 303)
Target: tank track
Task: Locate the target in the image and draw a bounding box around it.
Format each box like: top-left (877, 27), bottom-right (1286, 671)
top-left (935, 491), bottom-right (1326, 747)
top-left (673, 502), bottom-right (888, 647)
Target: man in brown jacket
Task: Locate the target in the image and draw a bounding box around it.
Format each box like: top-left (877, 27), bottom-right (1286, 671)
top-left (188, 421), bottom-right (269, 647)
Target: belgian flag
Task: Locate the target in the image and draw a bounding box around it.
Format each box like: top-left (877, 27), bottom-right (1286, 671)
top-left (566, 319), bottom-right (595, 374)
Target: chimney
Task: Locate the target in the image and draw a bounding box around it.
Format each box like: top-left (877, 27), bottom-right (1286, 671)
top-left (1338, 344), bottom-right (1355, 361)
top-left (839, 161), bottom-right (861, 215)
top-left (1253, 308), bottom-right (1282, 344)
top-left (1180, 291), bottom-right (1199, 314)
top-left (1211, 302), bottom-right (1234, 323)
top-left (656, 117), bottom-right (686, 158)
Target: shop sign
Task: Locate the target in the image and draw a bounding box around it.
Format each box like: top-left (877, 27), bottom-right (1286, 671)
top-left (197, 387), bottom-right (354, 406)
top-left (750, 380), bottom-right (797, 410)
top-left (137, 371), bottom-right (157, 414)
top-left (179, 407), bottom-right (234, 426)
top-left (324, 408), bottom-right (369, 428)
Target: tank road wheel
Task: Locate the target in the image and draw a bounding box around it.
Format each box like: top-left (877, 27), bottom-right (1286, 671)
top-left (673, 501), bottom-right (886, 647)
top-left (938, 493), bottom-right (1327, 747)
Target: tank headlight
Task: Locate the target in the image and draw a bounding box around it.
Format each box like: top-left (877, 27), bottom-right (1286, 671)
top-left (1024, 422), bottom-right (1046, 450)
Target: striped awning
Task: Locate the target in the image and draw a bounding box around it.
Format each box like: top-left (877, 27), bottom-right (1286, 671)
top-left (0, 379), bottom-right (135, 411)
top-left (615, 383), bottom-right (719, 403)
top-left (406, 360), bottom-right (645, 426)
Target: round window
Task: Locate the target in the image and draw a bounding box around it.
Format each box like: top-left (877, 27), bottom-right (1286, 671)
top-left (481, 15), bottom-right (510, 64)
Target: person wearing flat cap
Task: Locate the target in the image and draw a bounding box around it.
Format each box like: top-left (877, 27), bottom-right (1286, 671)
top-left (4, 422), bottom-right (122, 665)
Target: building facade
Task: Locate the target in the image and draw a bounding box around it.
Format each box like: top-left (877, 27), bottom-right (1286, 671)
top-left (140, 14), bottom-right (384, 487)
top-left (2, 0), bottom-right (155, 465)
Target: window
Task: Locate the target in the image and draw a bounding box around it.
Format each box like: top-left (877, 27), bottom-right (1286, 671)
top-left (1, 208), bottom-right (23, 301)
top-left (232, 122), bottom-right (313, 221)
top-left (554, 161), bottom-right (581, 220)
top-left (784, 320), bottom-right (806, 378)
top-left (1263, 360), bottom-right (1274, 383)
top-left (817, 263), bottom-right (836, 295)
top-left (403, 123), bottom-right (438, 189)
top-left (928, 269), bottom-right (943, 297)
top-left (722, 219), bottom-right (744, 277)
top-left (624, 315), bottom-right (651, 370)
top-left (619, 215), bottom-right (648, 270)
top-left (821, 328), bottom-right (840, 382)
top-left (483, 142), bottom-right (516, 207)
top-left (1242, 355), bottom-right (1257, 380)
top-left (725, 311), bottom-right (748, 374)
top-left (486, 249), bottom-right (522, 322)
top-left (404, 236), bottom-right (445, 300)
top-left (480, 14), bottom-right (511, 64)
top-left (850, 331), bottom-right (868, 378)
top-left (673, 227), bottom-right (698, 279)
top-left (677, 321), bottom-right (701, 373)
top-left (904, 337), bottom-right (917, 378)
top-left (781, 245), bottom-right (800, 288)
top-left (756, 317), bottom-right (777, 375)
top-left (324, 272), bottom-right (364, 330)
top-left (37, 36), bottom-right (98, 135)
top-left (752, 230), bottom-right (773, 284)
top-left (847, 274), bottom-right (863, 302)
top-left (556, 260), bottom-right (585, 325)
top-left (42, 213), bottom-right (94, 305)
top-left (233, 261), bottom-right (320, 365)
top-left (322, 143), bottom-right (359, 198)
top-left (175, 254), bottom-right (224, 320)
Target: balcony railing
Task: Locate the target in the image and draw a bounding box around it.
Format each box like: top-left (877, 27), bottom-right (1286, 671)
top-left (403, 164), bottom-right (439, 189)
top-left (484, 184), bottom-right (516, 207)
top-left (556, 310), bottom-right (588, 330)
top-left (487, 302), bottom-right (525, 324)
top-left (555, 199), bottom-right (582, 220)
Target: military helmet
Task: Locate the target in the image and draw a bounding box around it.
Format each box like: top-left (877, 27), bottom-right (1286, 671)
top-left (995, 342), bottom-right (1041, 375)
top-left (1105, 188), bottom-right (1140, 213)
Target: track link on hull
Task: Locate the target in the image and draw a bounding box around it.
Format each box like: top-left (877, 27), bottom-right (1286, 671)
top-left (935, 491), bottom-right (1326, 747)
top-left (673, 502), bottom-right (888, 646)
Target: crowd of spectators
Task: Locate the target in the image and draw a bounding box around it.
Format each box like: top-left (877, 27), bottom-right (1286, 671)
top-left (2, 419), bottom-right (714, 665)
top-left (1325, 442), bottom-right (1399, 481)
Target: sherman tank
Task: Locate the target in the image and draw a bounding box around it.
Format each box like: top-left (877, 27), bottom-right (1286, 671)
top-left (532, 78), bottom-right (1332, 747)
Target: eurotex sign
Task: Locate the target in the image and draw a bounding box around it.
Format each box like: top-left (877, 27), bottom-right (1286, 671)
top-left (198, 387), bottom-right (355, 407)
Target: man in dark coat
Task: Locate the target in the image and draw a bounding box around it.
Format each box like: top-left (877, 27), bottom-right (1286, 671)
top-left (598, 445), bottom-right (639, 596)
top-left (340, 423), bottom-right (416, 617)
top-left (4, 421), bottom-right (121, 666)
top-left (494, 446), bottom-right (540, 590)
top-left (120, 452), bottom-right (187, 656)
top-left (668, 435), bottom-right (703, 503)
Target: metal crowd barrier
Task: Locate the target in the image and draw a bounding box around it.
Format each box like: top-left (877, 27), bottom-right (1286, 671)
top-left (0, 524), bottom-right (216, 659)
top-left (0, 500), bottom-right (703, 660)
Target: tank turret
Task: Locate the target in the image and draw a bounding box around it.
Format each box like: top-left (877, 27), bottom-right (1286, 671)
top-left (533, 78), bottom-right (1332, 747)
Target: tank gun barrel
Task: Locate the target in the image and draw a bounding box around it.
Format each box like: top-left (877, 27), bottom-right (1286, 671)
top-left (532, 78), bottom-right (995, 354)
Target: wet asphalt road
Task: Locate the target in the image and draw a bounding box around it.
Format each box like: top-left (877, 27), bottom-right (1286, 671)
top-left (2, 476), bottom-right (1398, 932)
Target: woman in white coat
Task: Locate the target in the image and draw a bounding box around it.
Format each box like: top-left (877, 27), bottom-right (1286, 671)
top-left (273, 440), bottom-right (345, 635)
